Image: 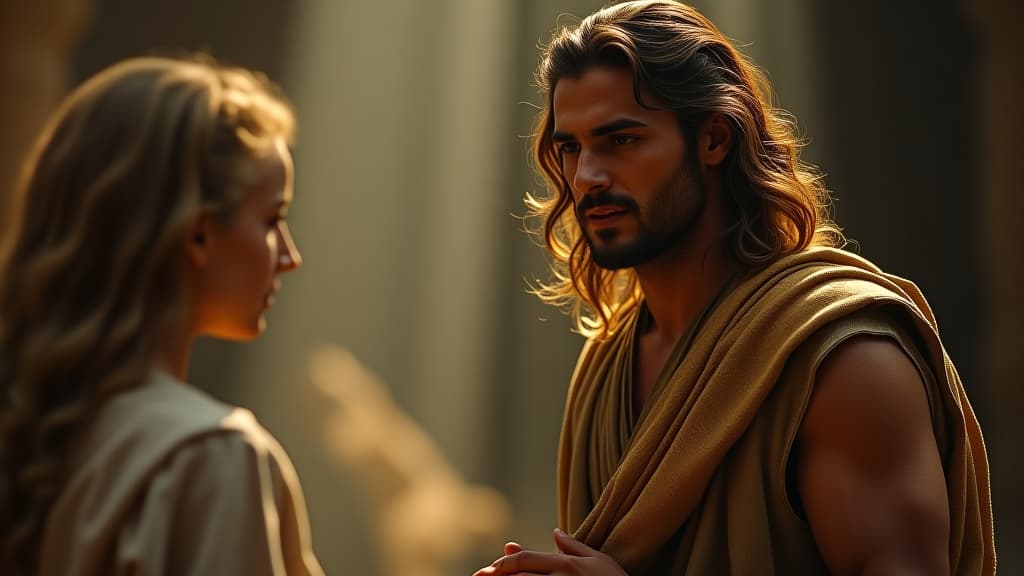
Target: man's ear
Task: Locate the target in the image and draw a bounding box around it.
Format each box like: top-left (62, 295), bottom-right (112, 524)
top-left (185, 212), bottom-right (213, 270)
top-left (698, 113), bottom-right (732, 167)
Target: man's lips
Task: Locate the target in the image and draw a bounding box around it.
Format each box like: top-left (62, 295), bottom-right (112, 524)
top-left (587, 206), bottom-right (627, 218)
top-left (585, 206), bottom-right (629, 227)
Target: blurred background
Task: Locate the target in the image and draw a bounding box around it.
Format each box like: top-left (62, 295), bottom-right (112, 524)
top-left (1, 0), bottom-right (1019, 573)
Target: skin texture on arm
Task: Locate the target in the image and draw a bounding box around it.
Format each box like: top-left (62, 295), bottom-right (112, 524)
top-left (797, 334), bottom-right (951, 576)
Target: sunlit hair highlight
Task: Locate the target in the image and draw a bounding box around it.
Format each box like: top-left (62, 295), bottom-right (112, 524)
top-left (0, 55), bottom-right (294, 574)
top-left (527, 0), bottom-right (843, 339)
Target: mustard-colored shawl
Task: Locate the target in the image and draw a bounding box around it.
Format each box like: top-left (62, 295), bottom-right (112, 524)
top-left (558, 247), bottom-right (994, 575)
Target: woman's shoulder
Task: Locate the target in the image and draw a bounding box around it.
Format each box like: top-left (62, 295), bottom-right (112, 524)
top-left (45, 374), bottom-right (320, 575)
top-left (87, 372), bottom-right (240, 456)
top-left (64, 372), bottom-right (288, 510)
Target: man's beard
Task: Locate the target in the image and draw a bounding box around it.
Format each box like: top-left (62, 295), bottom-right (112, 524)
top-left (576, 161), bottom-right (706, 270)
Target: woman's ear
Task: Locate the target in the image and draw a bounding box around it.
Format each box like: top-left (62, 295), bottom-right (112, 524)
top-left (184, 213), bottom-right (212, 270)
top-left (698, 113), bottom-right (732, 167)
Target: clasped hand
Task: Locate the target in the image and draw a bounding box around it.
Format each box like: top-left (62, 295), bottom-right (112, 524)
top-left (472, 528), bottom-right (628, 576)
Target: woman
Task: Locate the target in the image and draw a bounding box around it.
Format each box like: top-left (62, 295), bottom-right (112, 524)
top-left (0, 56), bottom-right (323, 575)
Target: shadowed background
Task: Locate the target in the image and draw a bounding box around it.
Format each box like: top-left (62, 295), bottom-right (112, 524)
top-left (1, 0), bottom-right (1019, 573)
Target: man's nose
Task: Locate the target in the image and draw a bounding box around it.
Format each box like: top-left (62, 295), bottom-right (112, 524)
top-left (572, 149), bottom-right (611, 195)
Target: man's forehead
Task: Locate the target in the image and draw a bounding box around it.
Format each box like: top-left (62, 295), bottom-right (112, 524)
top-left (552, 68), bottom-right (662, 131)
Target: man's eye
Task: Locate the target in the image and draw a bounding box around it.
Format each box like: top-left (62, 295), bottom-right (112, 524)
top-left (558, 142), bottom-right (580, 154)
top-left (611, 134), bottom-right (637, 145)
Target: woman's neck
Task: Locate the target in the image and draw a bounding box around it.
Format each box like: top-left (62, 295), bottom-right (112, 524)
top-left (155, 332), bottom-right (193, 381)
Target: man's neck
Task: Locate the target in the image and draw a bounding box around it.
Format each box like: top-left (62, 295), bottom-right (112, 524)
top-left (635, 238), bottom-right (737, 345)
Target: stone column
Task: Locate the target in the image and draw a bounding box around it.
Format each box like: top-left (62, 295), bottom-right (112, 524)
top-left (974, 0), bottom-right (1023, 569)
top-left (0, 0), bottom-right (91, 242)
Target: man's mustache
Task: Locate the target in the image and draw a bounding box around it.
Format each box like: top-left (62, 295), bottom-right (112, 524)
top-left (575, 190), bottom-right (638, 220)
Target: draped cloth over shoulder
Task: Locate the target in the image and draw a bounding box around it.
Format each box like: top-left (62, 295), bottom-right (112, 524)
top-left (557, 248), bottom-right (994, 575)
top-left (40, 371), bottom-right (324, 576)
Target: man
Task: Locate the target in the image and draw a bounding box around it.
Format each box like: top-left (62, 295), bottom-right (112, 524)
top-left (475, 1), bottom-right (994, 575)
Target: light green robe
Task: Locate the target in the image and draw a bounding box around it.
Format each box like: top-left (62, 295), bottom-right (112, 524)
top-left (40, 371), bottom-right (324, 575)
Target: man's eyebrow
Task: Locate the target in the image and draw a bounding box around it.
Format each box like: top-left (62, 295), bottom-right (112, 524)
top-left (552, 117), bottom-right (649, 142)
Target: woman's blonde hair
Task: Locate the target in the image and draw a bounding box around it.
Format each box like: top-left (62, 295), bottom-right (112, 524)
top-left (0, 55), bottom-right (294, 573)
top-left (528, 0), bottom-right (843, 339)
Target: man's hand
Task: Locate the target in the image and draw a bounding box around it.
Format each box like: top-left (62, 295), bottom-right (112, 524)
top-left (472, 529), bottom-right (628, 576)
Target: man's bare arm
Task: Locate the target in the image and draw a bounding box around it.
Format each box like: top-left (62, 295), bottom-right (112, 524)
top-left (797, 334), bottom-right (950, 576)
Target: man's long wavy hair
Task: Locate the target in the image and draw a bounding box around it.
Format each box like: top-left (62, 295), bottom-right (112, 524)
top-left (0, 56), bottom-right (294, 574)
top-left (528, 0), bottom-right (843, 339)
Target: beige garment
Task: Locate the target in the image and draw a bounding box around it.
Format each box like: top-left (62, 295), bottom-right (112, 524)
top-left (558, 247), bottom-right (995, 575)
top-left (39, 371), bottom-right (324, 576)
